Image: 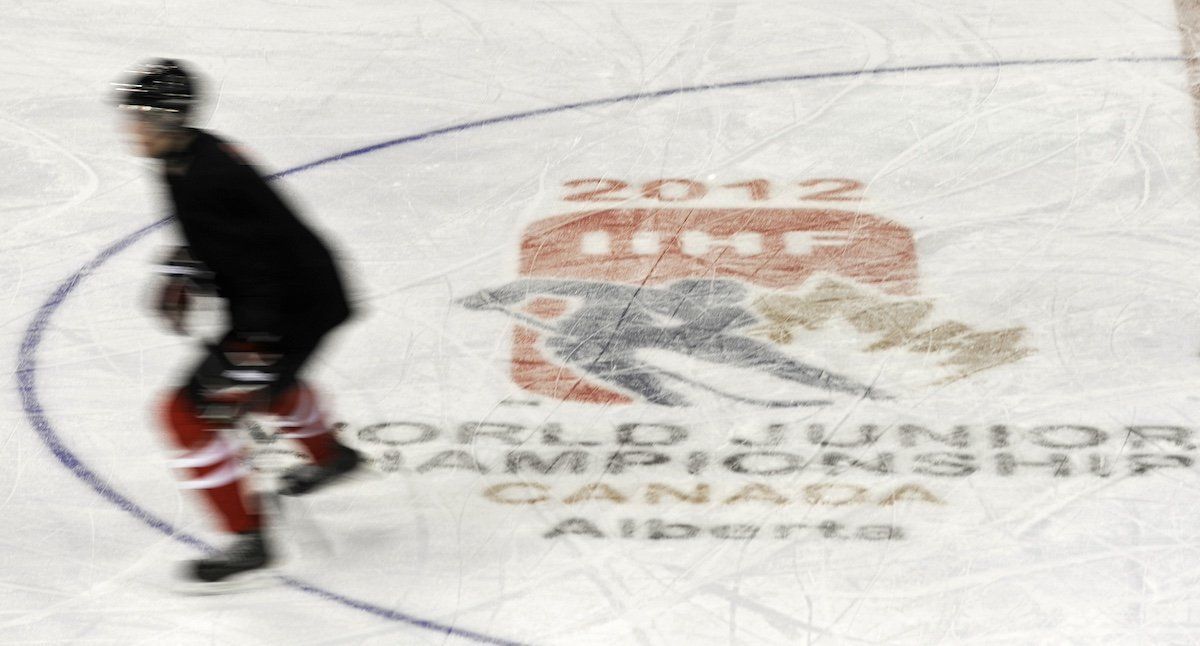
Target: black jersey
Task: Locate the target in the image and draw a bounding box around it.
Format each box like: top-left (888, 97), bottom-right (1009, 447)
top-left (164, 129), bottom-right (352, 343)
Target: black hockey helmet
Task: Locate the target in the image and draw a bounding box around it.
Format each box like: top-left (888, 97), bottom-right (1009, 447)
top-left (113, 58), bottom-right (198, 128)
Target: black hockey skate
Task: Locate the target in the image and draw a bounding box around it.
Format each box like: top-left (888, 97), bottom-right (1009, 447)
top-left (278, 443), bottom-right (362, 496)
top-left (183, 530), bottom-right (272, 593)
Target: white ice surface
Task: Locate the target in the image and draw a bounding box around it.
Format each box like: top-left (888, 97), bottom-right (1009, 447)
top-left (4, 1), bottom-right (1200, 644)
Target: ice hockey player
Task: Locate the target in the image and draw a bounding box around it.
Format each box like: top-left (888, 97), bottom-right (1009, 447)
top-left (114, 59), bottom-right (361, 589)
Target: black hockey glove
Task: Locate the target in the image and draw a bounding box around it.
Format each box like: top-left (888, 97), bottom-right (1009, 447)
top-left (156, 247), bottom-right (214, 335)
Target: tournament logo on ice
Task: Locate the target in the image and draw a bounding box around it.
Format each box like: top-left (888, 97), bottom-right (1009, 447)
top-left (458, 177), bottom-right (1033, 406)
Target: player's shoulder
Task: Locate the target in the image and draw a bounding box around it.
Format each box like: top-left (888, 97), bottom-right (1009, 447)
top-left (188, 129), bottom-right (259, 173)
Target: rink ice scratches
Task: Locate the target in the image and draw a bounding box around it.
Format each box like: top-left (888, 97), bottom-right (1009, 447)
top-left (0, 114), bottom-right (99, 223)
top-left (18, 48), bottom-right (1200, 638)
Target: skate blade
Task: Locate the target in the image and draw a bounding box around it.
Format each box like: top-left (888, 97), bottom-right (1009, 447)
top-left (173, 567), bottom-right (279, 596)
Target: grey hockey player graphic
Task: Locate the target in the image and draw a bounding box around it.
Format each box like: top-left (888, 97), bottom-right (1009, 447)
top-left (458, 278), bottom-right (887, 406)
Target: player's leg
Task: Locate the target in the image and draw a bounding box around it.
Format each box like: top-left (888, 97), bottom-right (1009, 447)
top-left (269, 381), bottom-right (361, 496)
top-left (161, 385), bottom-right (270, 585)
top-left (266, 332), bottom-right (361, 496)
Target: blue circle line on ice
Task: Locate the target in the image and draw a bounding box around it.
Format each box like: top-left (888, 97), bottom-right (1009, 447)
top-left (14, 54), bottom-right (1184, 644)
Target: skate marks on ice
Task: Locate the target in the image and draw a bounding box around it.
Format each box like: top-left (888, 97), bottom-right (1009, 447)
top-left (0, 115), bottom-right (100, 241)
top-left (17, 52), bottom-right (1198, 644)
